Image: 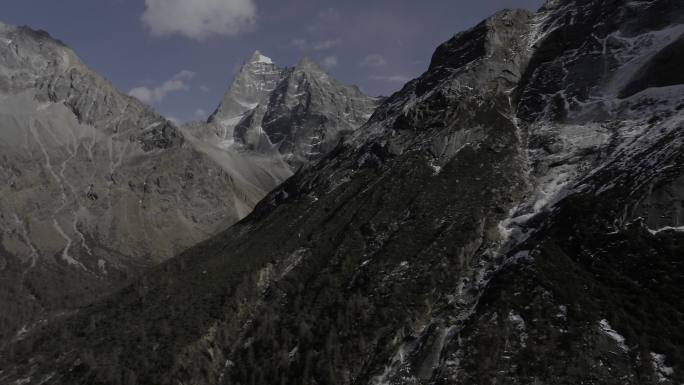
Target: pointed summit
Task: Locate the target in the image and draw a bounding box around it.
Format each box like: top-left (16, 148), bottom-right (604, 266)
top-left (248, 50), bottom-right (274, 65)
top-left (208, 50), bottom-right (285, 132)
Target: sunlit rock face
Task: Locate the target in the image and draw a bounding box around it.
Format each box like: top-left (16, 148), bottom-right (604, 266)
top-left (205, 51), bottom-right (381, 168)
top-left (0, 25), bottom-right (289, 347)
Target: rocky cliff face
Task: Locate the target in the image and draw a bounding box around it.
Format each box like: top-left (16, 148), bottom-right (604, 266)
top-left (206, 50), bottom-right (284, 144)
top-left (0, 24), bottom-right (289, 348)
top-left (204, 52), bottom-right (381, 168)
top-left (2, 1), bottom-right (684, 384)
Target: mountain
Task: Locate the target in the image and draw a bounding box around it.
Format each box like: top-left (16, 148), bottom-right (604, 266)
top-left (0, 23), bottom-right (291, 347)
top-left (201, 51), bottom-right (381, 168)
top-left (2, 0), bottom-right (684, 384)
top-left (207, 50), bottom-right (283, 137)
top-left (0, 24), bottom-right (379, 351)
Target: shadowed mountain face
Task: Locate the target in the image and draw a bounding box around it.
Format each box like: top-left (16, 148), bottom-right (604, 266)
top-left (2, 1), bottom-right (684, 384)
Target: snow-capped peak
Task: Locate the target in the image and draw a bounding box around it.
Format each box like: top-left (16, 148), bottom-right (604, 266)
top-left (250, 50), bottom-right (273, 65)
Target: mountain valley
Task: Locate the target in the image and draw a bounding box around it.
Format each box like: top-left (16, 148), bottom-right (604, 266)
top-left (1, 0), bottom-right (683, 384)
top-left (0, 23), bottom-right (374, 352)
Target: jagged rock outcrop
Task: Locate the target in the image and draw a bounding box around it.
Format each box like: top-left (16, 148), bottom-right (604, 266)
top-left (206, 51), bottom-right (283, 142)
top-left (0, 23), bottom-right (289, 348)
top-left (203, 51), bottom-right (381, 167)
top-left (2, 1), bottom-right (684, 384)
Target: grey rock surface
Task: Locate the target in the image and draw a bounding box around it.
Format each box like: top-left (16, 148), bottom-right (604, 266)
top-left (205, 51), bottom-right (381, 168)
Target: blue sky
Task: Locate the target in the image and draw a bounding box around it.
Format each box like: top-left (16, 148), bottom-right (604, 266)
top-left (3, 0), bottom-right (543, 122)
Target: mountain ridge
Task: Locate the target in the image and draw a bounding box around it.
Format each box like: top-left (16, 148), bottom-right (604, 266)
top-left (202, 50), bottom-right (381, 168)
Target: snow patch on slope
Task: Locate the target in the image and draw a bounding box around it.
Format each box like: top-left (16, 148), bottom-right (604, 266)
top-left (650, 352), bottom-right (675, 383)
top-left (598, 319), bottom-right (629, 352)
top-left (647, 226), bottom-right (684, 235)
top-left (252, 51), bottom-right (273, 65)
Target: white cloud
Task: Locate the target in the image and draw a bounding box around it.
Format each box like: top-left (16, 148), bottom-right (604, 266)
top-left (360, 54), bottom-right (387, 67)
top-left (314, 39), bottom-right (340, 51)
top-left (199, 85), bottom-right (210, 92)
top-left (322, 56), bottom-right (338, 68)
top-left (370, 75), bottom-right (412, 83)
top-left (141, 0), bottom-right (257, 40)
top-left (289, 38), bottom-right (307, 50)
top-left (129, 70), bottom-right (196, 105)
top-left (194, 108), bottom-right (208, 119)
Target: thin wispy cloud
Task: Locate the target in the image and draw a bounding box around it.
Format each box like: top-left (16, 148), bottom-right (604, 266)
top-left (360, 54), bottom-right (387, 67)
top-left (314, 39), bottom-right (341, 51)
top-left (318, 8), bottom-right (341, 22)
top-left (289, 38), bottom-right (307, 50)
top-left (370, 75), bottom-right (412, 83)
top-left (287, 38), bottom-right (340, 52)
top-left (322, 56), bottom-right (338, 68)
top-left (141, 0), bottom-right (257, 40)
top-left (194, 108), bottom-right (208, 120)
top-left (308, 7), bottom-right (341, 33)
top-left (129, 70), bottom-right (196, 105)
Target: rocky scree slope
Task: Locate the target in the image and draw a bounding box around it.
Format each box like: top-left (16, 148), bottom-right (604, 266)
top-left (0, 24), bottom-right (288, 348)
top-left (2, 1), bottom-right (684, 384)
top-left (194, 51), bottom-right (381, 168)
